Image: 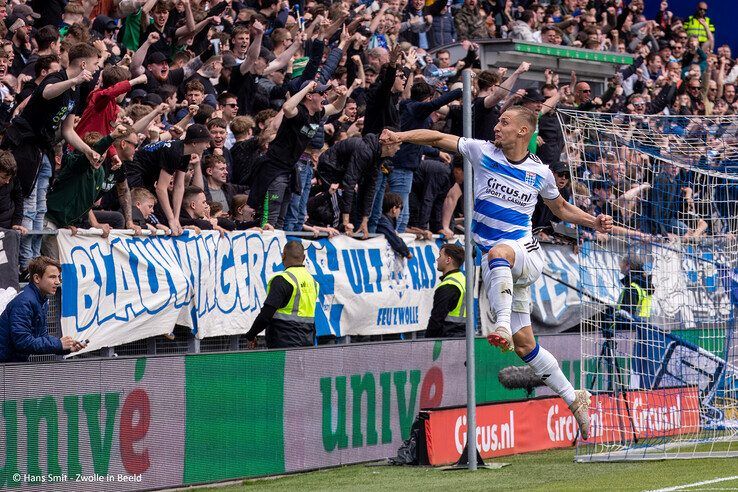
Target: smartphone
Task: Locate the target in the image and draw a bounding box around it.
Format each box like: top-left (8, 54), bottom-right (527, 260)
top-left (210, 38), bottom-right (221, 55)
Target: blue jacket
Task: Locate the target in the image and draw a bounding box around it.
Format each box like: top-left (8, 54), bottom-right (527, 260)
top-left (0, 283), bottom-right (63, 363)
top-left (377, 214), bottom-right (411, 258)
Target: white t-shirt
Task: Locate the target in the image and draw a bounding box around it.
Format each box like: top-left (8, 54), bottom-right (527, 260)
top-left (457, 137), bottom-right (559, 250)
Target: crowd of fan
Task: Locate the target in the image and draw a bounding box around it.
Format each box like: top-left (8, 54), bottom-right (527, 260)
top-left (0, 0), bottom-right (733, 280)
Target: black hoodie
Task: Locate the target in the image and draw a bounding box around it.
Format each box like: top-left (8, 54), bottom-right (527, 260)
top-left (316, 134), bottom-right (383, 219)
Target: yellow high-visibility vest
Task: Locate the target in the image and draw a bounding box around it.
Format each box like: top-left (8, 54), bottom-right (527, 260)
top-left (618, 282), bottom-right (652, 318)
top-left (269, 266), bottom-right (319, 322)
top-left (437, 270), bottom-right (466, 323)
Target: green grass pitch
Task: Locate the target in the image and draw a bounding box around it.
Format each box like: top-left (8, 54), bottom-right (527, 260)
top-left (201, 449), bottom-right (738, 491)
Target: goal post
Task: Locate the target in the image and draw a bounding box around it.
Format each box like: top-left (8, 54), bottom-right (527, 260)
top-left (557, 109), bottom-right (738, 462)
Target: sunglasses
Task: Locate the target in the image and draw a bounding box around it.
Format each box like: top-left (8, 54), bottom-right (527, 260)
top-left (224, 103), bottom-right (238, 107)
top-left (581, 89), bottom-right (592, 93)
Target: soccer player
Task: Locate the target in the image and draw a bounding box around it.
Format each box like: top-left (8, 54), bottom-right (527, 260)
top-left (381, 106), bottom-right (613, 439)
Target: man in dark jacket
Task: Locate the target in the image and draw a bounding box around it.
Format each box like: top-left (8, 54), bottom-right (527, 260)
top-left (362, 46), bottom-right (408, 137)
top-left (0, 150), bottom-right (25, 233)
top-left (645, 161), bottom-right (687, 237)
top-left (317, 132), bottom-right (401, 237)
top-left (247, 80), bottom-right (347, 229)
top-left (0, 256), bottom-right (85, 362)
top-left (532, 160), bottom-right (572, 238)
top-left (536, 84), bottom-right (564, 165)
top-left (372, 81), bottom-right (462, 233)
top-left (426, 244), bottom-right (466, 338)
top-left (245, 241), bottom-right (319, 349)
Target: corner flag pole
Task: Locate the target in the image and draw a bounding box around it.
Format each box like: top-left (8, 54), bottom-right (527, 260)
top-left (462, 68), bottom-right (477, 471)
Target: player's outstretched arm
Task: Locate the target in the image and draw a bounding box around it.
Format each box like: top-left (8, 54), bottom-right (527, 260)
top-left (543, 195), bottom-right (613, 233)
top-left (380, 129), bottom-right (460, 153)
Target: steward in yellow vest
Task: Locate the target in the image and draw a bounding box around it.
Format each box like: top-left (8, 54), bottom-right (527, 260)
top-left (246, 241), bottom-right (319, 348)
top-left (684, 2), bottom-right (715, 45)
top-left (617, 256), bottom-right (653, 319)
top-left (426, 244), bottom-right (467, 338)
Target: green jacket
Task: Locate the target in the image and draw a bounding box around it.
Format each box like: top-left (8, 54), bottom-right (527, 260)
top-left (454, 5), bottom-right (488, 41)
top-left (46, 136), bottom-right (115, 227)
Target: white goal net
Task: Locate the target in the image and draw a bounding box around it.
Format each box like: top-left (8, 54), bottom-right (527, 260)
top-left (557, 109), bottom-right (738, 462)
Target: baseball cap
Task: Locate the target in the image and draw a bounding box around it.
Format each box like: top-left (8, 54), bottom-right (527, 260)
top-left (13, 5), bottom-right (40, 21)
top-left (145, 51), bottom-right (168, 65)
top-left (184, 124), bottom-right (212, 144)
top-left (524, 88), bottom-right (546, 103)
top-left (95, 15), bottom-right (118, 31)
top-left (144, 93), bottom-right (163, 107)
top-left (129, 88), bottom-right (147, 100)
top-left (300, 80), bottom-right (332, 94)
top-left (550, 161), bottom-right (569, 175)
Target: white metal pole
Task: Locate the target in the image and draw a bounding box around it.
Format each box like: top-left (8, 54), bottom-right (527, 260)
top-left (462, 68), bottom-right (477, 471)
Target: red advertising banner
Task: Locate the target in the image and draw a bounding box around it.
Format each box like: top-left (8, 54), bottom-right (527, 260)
top-left (423, 387), bottom-right (701, 465)
top-left (584, 387), bottom-right (701, 445)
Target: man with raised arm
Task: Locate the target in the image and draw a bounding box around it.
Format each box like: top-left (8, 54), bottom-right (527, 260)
top-left (381, 105), bottom-right (614, 439)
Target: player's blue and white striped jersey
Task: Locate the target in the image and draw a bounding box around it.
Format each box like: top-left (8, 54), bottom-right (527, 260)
top-left (457, 137), bottom-right (560, 250)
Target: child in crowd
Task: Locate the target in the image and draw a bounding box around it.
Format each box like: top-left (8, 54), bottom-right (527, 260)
top-left (208, 201), bottom-right (227, 219)
top-left (377, 192), bottom-right (412, 260)
top-left (131, 187), bottom-right (170, 234)
top-left (219, 194), bottom-right (273, 231)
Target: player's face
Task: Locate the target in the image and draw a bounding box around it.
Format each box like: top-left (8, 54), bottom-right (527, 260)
top-left (493, 112), bottom-right (523, 148)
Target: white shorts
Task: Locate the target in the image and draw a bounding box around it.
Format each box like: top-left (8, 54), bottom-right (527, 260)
top-left (482, 237), bottom-right (545, 334)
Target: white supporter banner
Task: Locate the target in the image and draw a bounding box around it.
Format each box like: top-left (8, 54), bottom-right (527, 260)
top-left (57, 229), bottom-right (450, 353)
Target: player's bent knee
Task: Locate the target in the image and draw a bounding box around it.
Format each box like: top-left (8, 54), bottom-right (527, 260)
top-left (488, 245), bottom-right (515, 265)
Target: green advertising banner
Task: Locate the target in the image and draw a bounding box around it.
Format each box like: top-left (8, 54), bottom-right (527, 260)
top-left (0, 335), bottom-right (588, 490)
top-left (183, 351), bottom-right (286, 484)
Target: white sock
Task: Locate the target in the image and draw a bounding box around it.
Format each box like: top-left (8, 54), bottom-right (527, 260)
top-left (522, 343), bottom-right (576, 406)
top-left (485, 257), bottom-right (513, 330)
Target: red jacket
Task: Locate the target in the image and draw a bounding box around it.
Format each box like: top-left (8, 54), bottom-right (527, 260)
top-left (75, 80), bottom-right (132, 139)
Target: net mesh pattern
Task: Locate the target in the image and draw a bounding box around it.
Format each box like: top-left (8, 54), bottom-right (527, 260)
top-left (557, 110), bottom-right (738, 461)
